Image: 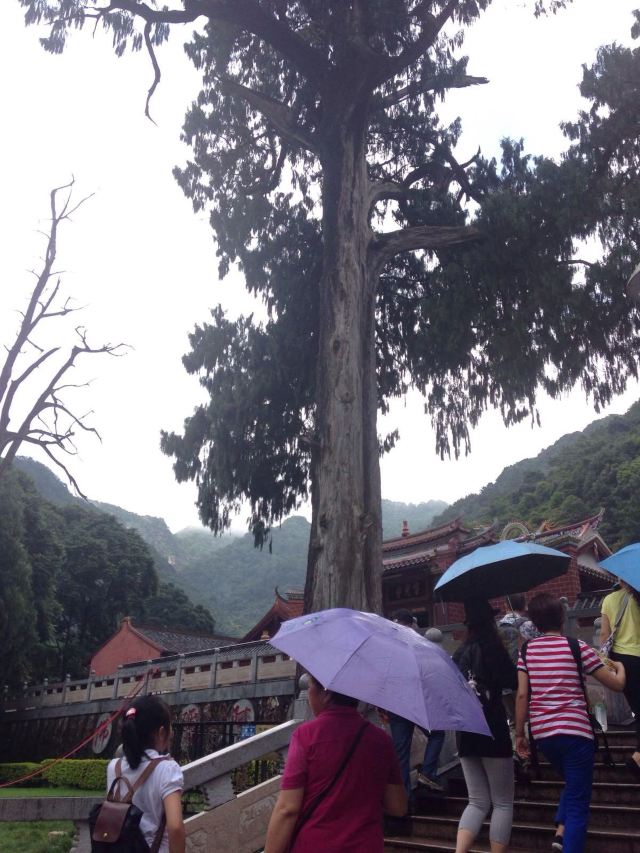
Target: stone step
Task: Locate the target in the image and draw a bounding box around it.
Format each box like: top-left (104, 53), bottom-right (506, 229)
top-left (417, 795), bottom-right (640, 830)
top-left (511, 756), bottom-right (640, 784)
top-left (516, 779), bottom-right (640, 805)
top-left (389, 816), bottom-right (640, 852)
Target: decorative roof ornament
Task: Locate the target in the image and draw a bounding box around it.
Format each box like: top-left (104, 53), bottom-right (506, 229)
top-left (500, 520), bottom-right (530, 540)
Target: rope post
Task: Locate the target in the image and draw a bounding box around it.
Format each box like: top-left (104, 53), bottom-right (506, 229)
top-left (62, 674), bottom-right (71, 705)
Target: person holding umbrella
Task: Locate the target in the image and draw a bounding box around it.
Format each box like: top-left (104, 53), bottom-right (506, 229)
top-left (452, 599), bottom-right (518, 853)
top-left (600, 579), bottom-right (640, 776)
top-left (265, 607), bottom-right (492, 851)
top-left (264, 673), bottom-right (407, 852)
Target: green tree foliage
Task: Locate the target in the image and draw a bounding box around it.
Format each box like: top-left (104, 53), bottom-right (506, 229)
top-left (0, 465), bottom-right (217, 684)
top-left (19, 0), bottom-right (640, 613)
top-left (144, 582), bottom-right (216, 634)
top-left (434, 399), bottom-right (640, 552)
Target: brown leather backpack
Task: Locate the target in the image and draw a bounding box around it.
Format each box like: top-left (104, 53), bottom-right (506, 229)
top-left (89, 756), bottom-right (169, 852)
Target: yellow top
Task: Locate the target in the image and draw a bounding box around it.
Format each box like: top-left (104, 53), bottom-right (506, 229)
top-left (601, 588), bottom-right (640, 657)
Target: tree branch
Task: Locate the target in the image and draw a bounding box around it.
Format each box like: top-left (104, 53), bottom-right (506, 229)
top-left (380, 0), bottom-right (459, 82)
top-left (383, 73), bottom-right (488, 107)
top-left (371, 223), bottom-right (481, 266)
top-left (104, 0), bottom-right (328, 83)
top-left (217, 77), bottom-right (319, 154)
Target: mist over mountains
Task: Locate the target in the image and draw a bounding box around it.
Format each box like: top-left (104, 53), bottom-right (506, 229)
top-left (16, 398), bottom-right (640, 633)
top-left (15, 457), bottom-right (446, 635)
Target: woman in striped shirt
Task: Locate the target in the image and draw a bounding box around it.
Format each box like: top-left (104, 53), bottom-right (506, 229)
top-left (515, 593), bottom-right (625, 853)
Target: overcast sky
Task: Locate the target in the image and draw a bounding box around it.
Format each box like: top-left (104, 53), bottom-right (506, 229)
top-left (2, 1), bottom-right (639, 534)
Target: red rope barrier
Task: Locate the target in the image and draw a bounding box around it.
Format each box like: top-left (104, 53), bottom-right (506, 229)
top-left (0, 667), bottom-right (157, 789)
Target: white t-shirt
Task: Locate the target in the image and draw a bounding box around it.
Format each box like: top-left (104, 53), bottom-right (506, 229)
top-left (106, 749), bottom-right (183, 853)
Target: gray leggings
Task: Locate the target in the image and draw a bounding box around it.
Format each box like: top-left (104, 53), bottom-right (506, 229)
top-left (458, 756), bottom-right (514, 845)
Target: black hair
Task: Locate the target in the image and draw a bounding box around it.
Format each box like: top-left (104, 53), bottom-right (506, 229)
top-left (393, 608), bottom-right (414, 626)
top-left (461, 599), bottom-right (514, 684)
top-left (308, 674), bottom-right (359, 708)
top-left (121, 695), bottom-right (171, 769)
top-left (527, 592), bottom-right (565, 632)
top-left (508, 593), bottom-right (526, 611)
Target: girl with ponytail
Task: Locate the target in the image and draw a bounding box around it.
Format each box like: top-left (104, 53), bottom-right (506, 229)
top-left (107, 696), bottom-right (185, 853)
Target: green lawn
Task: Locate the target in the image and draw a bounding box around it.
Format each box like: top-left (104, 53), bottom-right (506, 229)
top-left (0, 787), bottom-right (102, 798)
top-left (0, 820), bottom-right (74, 853)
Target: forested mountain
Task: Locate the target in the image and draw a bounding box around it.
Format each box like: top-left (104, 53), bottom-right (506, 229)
top-left (0, 465), bottom-right (216, 686)
top-left (13, 458), bottom-right (447, 635)
top-left (433, 400), bottom-right (640, 550)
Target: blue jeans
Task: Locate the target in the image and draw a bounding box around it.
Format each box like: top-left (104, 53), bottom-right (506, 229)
top-left (537, 735), bottom-right (595, 852)
top-left (388, 714), bottom-right (445, 796)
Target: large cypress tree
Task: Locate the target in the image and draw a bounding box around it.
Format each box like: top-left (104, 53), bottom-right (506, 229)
top-left (19, 1), bottom-right (640, 613)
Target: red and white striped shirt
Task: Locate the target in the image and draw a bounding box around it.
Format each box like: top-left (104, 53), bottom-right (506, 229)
top-left (517, 635), bottom-right (603, 741)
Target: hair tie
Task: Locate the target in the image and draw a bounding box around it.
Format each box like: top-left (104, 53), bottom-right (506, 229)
top-left (125, 707), bottom-right (137, 718)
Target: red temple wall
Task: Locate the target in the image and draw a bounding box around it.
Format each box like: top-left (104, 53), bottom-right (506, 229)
top-left (91, 621), bottom-right (161, 676)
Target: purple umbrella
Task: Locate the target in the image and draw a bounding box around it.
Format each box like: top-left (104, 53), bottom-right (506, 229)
top-left (270, 608), bottom-right (490, 736)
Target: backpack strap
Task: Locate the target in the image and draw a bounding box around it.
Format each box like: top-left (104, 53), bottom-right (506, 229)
top-left (566, 637), bottom-right (615, 767)
top-left (132, 758), bottom-right (170, 853)
top-left (519, 641), bottom-right (540, 779)
top-left (109, 759), bottom-right (136, 804)
top-left (131, 756), bottom-right (169, 795)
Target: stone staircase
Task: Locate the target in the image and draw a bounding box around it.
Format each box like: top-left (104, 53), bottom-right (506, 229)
top-left (385, 727), bottom-right (640, 852)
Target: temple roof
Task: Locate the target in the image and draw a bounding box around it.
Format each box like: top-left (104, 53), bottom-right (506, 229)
top-left (382, 509), bottom-right (611, 577)
top-left (382, 517), bottom-right (474, 554)
top-left (131, 623), bottom-right (239, 655)
top-left (242, 588), bottom-right (305, 642)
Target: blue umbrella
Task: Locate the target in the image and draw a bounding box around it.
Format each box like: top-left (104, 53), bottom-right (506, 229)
top-left (599, 543), bottom-right (640, 593)
top-left (433, 540), bottom-right (571, 602)
top-left (271, 608), bottom-right (490, 735)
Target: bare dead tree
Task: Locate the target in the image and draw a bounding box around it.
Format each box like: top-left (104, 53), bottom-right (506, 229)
top-left (0, 180), bottom-right (127, 495)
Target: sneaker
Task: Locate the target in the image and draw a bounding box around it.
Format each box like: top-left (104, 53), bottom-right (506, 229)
top-left (551, 835), bottom-right (563, 851)
top-left (416, 772), bottom-right (444, 792)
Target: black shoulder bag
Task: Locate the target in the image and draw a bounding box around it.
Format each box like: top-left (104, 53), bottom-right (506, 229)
top-left (287, 720), bottom-right (369, 850)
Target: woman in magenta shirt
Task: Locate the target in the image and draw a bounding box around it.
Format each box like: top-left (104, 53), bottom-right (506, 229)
top-left (265, 674), bottom-right (407, 852)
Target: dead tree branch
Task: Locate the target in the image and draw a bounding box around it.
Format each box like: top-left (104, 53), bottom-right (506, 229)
top-left (0, 183), bottom-right (127, 494)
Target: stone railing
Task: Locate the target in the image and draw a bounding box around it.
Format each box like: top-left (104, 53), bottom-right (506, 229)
top-left (2, 641), bottom-right (296, 713)
top-left (0, 717), bottom-right (303, 853)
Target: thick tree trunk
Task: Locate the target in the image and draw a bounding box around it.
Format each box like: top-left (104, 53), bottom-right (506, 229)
top-left (305, 102), bottom-right (383, 614)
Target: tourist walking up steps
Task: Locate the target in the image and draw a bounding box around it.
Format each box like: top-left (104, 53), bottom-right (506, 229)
top-left (516, 593), bottom-right (626, 853)
top-left (600, 580), bottom-right (640, 776)
top-left (264, 673), bottom-right (406, 852)
top-left (386, 610), bottom-right (446, 799)
top-left (453, 599), bottom-right (518, 853)
top-left (106, 695), bottom-right (185, 853)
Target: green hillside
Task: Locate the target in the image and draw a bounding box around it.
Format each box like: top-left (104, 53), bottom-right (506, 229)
top-left (432, 400), bottom-right (640, 550)
top-left (13, 458), bottom-right (447, 635)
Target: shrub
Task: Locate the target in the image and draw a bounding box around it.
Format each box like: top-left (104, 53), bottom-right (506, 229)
top-left (0, 763), bottom-right (46, 787)
top-left (41, 759), bottom-right (108, 791)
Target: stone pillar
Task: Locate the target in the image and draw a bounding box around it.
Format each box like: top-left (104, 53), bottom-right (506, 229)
top-left (113, 666), bottom-right (122, 699)
top-left (210, 650), bottom-right (220, 690)
top-left (175, 655), bottom-right (185, 692)
top-left (62, 674), bottom-right (71, 705)
top-left (290, 673), bottom-right (311, 721)
top-left (86, 671), bottom-right (95, 702)
top-left (249, 652), bottom-right (259, 684)
top-left (144, 661), bottom-right (153, 696)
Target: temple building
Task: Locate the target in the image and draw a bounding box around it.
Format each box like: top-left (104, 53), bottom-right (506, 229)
top-left (382, 510), bottom-right (612, 628)
top-left (90, 617), bottom-right (238, 676)
top-left (243, 588), bottom-right (305, 642)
